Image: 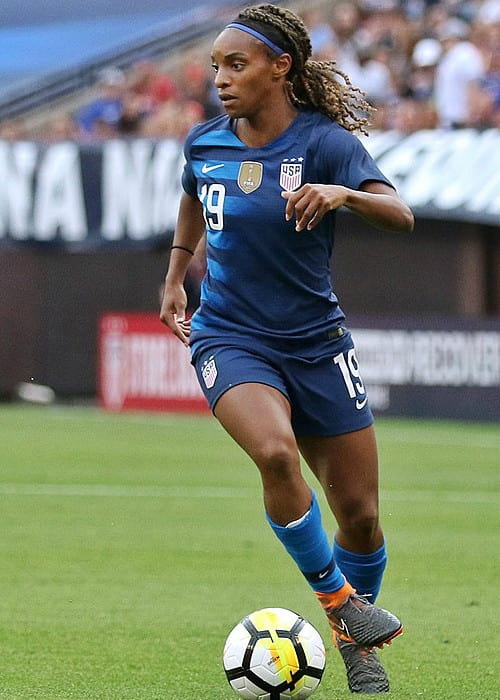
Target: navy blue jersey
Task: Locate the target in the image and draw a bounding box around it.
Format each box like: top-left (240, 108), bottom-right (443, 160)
top-left (182, 110), bottom-right (391, 345)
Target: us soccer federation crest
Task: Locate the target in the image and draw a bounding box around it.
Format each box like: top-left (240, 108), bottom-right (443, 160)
top-left (280, 157), bottom-right (304, 191)
top-left (201, 355), bottom-right (218, 389)
top-left (238, 161), bottom-right (263, 194)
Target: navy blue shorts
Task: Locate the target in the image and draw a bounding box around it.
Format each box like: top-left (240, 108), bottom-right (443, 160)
top-left (191, 328), bottom-right (373, 437)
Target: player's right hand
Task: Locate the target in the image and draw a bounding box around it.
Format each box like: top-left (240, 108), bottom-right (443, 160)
top-left (159, 283), bottom-right (190, 346)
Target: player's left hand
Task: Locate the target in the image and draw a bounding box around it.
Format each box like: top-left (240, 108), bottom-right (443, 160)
top-left (281, 184), bottom-right (348, 232)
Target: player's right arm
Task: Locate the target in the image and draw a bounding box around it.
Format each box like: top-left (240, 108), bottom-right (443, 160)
top-left (160, 192), bottom-right (205, 345)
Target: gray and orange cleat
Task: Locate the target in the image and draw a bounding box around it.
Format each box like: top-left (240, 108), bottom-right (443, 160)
top-left (334, 632), bottom-right (390, 693)
top-left (325, 593), bottom-right (403, 648)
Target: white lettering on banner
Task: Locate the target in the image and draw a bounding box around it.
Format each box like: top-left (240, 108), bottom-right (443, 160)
top-left (467, 130), bottom-right (500, 214)
top-left (433, 130), bottom-right (498, 211)
top-left (368, 129), bottom-right (500, 220)
top-left (101, 327), bottom-right (127, 410)
top-left (151, 140), bottom-right (185, 234)
top-left (353, 329), bottom-right (500, 388)
top-left (101, 140), bottom-right (184, 240)
top-left (0, 142), bottom-right (87, 241)
top-left (101, 140), bottom-right (153, 240)
top-left (2, 131), bottom-right (500, 245)
top-left (403, 130), bottom-right (476, 209)
top-left (0, 141), bottom-right (38, 239)
top-left (125, 334), bottom-right (203, 399)
top-left (32, 143), bottom-right (87, 240)
top-left (359, 131), bottom-right (400, 159)
top-left (365, 130), bottom-right (439, 207)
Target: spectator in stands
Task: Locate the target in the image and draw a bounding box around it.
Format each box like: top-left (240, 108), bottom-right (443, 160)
top-left (126, 58), bottom-right (178, 112)
top-left (478, 0), bottom-right (500, 24)
top-left (391, 37), bottom-right (441, 131)
top-left (76, 67), bottom-right (126, 137)
top-left (407, 37), bottom-right (442, 101)
top-left (6, 0), bottom-right (500, 141)
top-left (351, 42), bottom-right (397, 108)
top-left (467, 1), bottom-right (500, 127)
top-left (43, 113), bottom-right (79, 142)
top-left (356, 2), bottom-right (415, 96)
top-left (301, 8), bottom-right (337, 60)
top-left (90, 119), bottom-right (119, 139)
top-left (140, 98), bottom-right (204, 140)
top-left (391, 97), bottom-right (430, 133)
top-left (117, 93), bottom-right (149, 136)
top-left (434, 17), bottom-right (485, 128)
top-left (178, 56), bottom-right (222, 120)
top-left (468, 40), bottom-right (500, 127)
top-left (329, 1), bottom-right (363, 78)
top-left (0, 118), bottom-right (27, 141)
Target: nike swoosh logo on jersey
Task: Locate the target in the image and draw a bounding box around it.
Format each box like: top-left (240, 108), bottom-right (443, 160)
top-left (356, 397), bottom-right (368, 410)
top-left (201, 163), bottom-right (225, 174)
top-left (318, 569), bottom-right (329, 579)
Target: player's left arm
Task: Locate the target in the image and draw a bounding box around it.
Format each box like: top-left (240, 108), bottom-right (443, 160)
top-left (281, 181), bottom-right (414, 233)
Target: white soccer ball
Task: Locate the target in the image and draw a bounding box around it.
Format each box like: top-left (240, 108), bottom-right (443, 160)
top-left (223, 607), bottom-right (326, 699)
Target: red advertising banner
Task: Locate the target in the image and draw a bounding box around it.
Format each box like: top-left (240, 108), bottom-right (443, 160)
top-left (99, 313), bottom-right (500, 420)
top-left (98, 313), bottom-right (208, 413)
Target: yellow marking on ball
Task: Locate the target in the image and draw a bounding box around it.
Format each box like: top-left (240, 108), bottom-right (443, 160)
top-left (251, 609), bottom-right (300, 686)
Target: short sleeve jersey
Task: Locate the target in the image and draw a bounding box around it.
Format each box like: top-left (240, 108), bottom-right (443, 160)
top-left (182, 109), bottom-right (392, 345)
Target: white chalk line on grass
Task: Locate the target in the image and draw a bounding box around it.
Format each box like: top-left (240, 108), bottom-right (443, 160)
top-left (0, 483), bottom-right (498, 504)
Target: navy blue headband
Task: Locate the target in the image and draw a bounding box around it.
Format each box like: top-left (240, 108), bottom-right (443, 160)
top-left (226, 21), bottom-right (287, 55)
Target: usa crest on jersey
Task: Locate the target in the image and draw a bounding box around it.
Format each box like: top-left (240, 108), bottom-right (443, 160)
top-left (201, 355), bottom-right (218, 389)
top-left (280, 159), bottom-right (303, 191)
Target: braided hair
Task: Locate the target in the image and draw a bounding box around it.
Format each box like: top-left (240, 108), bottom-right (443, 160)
top-left (234, 4), bottom-right (373, 134)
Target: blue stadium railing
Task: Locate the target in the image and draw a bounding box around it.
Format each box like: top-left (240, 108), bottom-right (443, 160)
top-left (0, 0), bottom-right (266, 121)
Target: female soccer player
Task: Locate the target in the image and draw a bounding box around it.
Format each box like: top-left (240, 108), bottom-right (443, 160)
top-left (160, 4), bottom-right (414, 693)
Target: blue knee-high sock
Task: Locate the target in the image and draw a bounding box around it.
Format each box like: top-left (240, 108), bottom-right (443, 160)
top-left (266, 491), bottom-right (346, 593)
top-left (333, 539), bottom-right (387, 602)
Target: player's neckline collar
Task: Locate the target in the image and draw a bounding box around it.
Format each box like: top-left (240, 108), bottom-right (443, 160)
top-left (230, 112), bottom-right (302, 150)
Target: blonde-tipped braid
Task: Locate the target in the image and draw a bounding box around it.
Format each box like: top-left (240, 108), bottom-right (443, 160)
top-left (237, 4), bottom-right (373, 134)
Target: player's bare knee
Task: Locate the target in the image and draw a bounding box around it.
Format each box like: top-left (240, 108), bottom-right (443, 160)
top-left (252, 439), bottom-right (299, 481)
top-left (338, 504), bottom-right (380, 544)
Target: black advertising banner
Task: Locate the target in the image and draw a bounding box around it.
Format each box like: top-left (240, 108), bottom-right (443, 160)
top-left (350, 317), bottom-right (500, 422)
top-left (363, 128), bottom-right (500, 227)
top-left (0, 129), bottom-right (499, 250)
top-left (0, 139), bottom-right (185, 248)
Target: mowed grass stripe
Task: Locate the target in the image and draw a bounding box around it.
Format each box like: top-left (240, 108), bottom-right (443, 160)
top-left (0, 483), bottom-right (255, 498)
top-left (9, 404), bottom-right (500, 448)
top-left (0, 482), bottom-right (497, 504)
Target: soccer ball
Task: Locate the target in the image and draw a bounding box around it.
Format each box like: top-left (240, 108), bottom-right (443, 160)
top-left (223, 607), bottom-right (326, 699)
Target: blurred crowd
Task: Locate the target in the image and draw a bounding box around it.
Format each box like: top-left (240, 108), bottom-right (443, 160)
top-left (0, 53), bottom-right (221, 143)
top-left (0, 0), bottom-right (499, 141)
top-left (303, 0), bottom-right (500, 132)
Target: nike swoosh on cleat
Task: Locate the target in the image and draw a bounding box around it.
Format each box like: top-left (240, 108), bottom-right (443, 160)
top-left (201, 163), bottom-right (225, 174)
top-left (355, 397), bottom-right (368, 410)
top-left (334, 619), bottom-right (351, 637)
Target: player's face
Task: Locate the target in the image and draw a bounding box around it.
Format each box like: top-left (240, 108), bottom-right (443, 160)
top-left (211, 28), bottom-right (286, 119)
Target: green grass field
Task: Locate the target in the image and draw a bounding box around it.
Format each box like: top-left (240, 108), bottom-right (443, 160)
top-left (0, 404), bottom-right (499, 699)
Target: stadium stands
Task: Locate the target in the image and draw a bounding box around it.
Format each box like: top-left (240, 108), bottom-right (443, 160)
top-left (1, 0), bottom-right (499, 135)
top-left (0, 0), bottom-right (253, 123)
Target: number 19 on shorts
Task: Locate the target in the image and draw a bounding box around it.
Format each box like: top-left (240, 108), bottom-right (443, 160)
top-left (333, 349), bottom-right (368, 409)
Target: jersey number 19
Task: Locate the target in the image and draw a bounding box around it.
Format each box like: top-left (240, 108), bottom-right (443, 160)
top-left (200, 183), bottom-right (226, 231)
